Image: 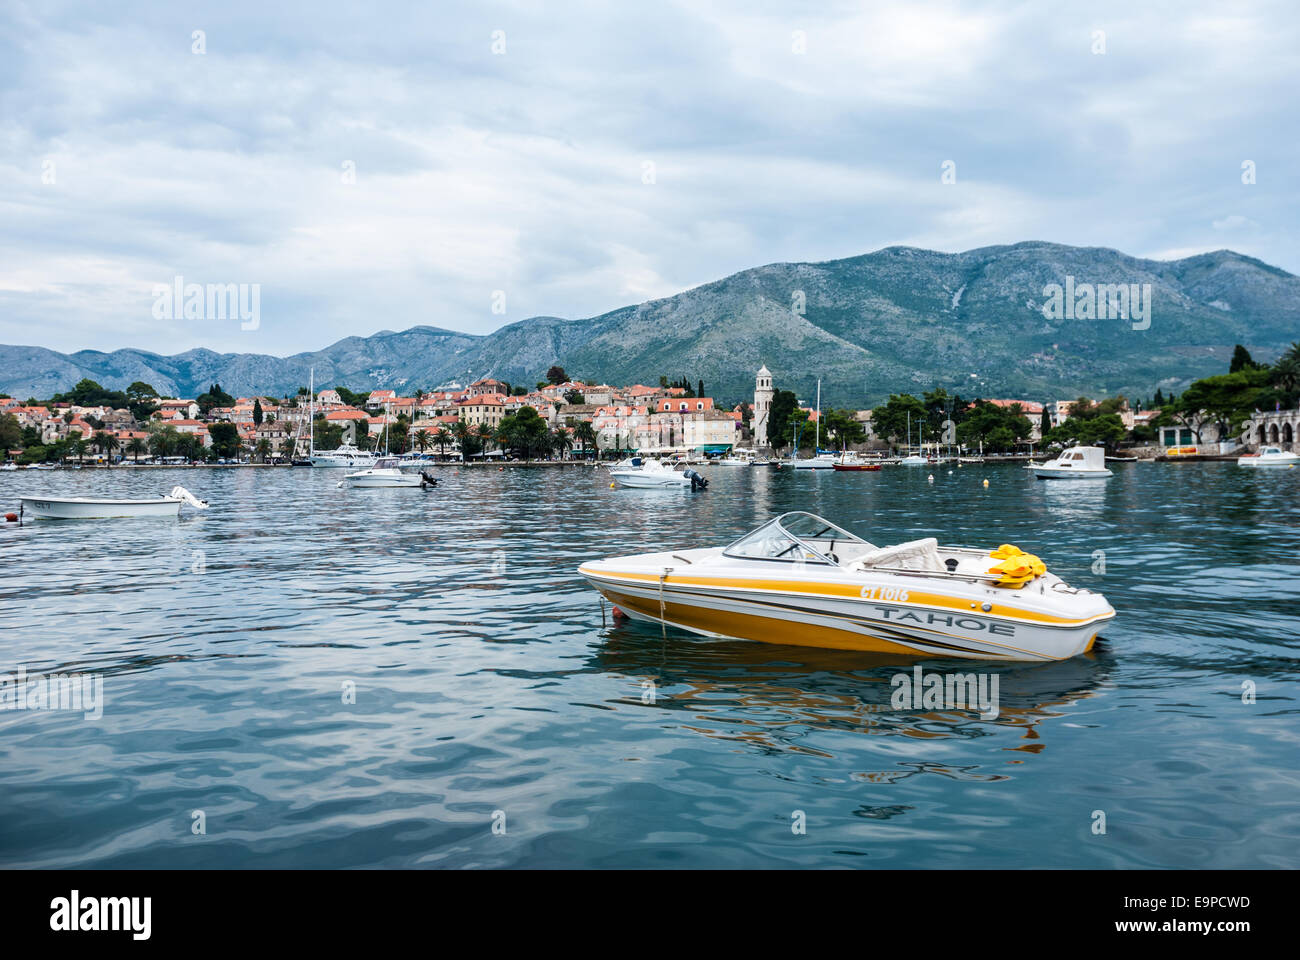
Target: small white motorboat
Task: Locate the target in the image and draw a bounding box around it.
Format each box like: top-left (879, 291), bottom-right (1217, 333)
top-left (0, 462), bottom-right (17, 472)
top-left (1237, 446), bottom-right (1299, 468)
top-left (1032, 445), bottom-right (1113, 479)
top-left (20, 485), bottom-right (209, 519)
top-left (338, 457), bottom-right (425, 488)
top-left (898, 454), bottom-right (928, 466)
top-left (25, 463), bottom-right (56, 471)
top-left (579, 511), bottom-right (1114, 661)
top-left (791, 452), bottom-right (838, 469)
top-left (610, 458), bottom-right (709, 489)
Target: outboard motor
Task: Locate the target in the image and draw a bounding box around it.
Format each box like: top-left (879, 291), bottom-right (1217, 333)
top-left (684, 468), bottom-right (708, 490)
top-left (420, 470), bottom-right (439, 488)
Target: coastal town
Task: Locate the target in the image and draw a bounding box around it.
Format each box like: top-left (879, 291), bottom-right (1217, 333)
top-left (2, 345), bottom-right (1298, 467)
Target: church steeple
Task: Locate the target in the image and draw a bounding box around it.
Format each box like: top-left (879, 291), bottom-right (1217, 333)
top-left (754, 364), bottom-right (774, 450)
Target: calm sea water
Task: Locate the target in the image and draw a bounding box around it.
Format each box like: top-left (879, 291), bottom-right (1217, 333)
top-left (1, 462), bottom-right (1296, 868)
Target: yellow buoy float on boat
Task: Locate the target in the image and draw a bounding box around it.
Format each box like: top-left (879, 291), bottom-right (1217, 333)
top-left (986, 544), bottom-right (1047, 588)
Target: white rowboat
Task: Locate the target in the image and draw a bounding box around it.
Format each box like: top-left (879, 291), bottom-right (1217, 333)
top-left (20, 486), bottom-right (209, 519)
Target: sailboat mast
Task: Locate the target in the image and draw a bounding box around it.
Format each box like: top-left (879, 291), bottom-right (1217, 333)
top-left (815, 379), bottom-right (821, 453)
top-left (309, 367), bottom-right (315, 455)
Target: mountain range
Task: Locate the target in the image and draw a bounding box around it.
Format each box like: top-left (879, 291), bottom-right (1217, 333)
top-left (3, 241), bottom-right (1297, 407)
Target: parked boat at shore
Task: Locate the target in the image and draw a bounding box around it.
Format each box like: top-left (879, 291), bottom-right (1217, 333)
top-left (304, 368), bottom-right (378, 469)
top-left (579, 511), bottom-right (1114, 661)
top-left (831, 451), bottom-right (881, 471)
top-left (20, 485), bottom-right (209, 519)
top-left (792, 452), bottom-right (838, 469)
top-left (1237, 446), bottom-right (1299, 468)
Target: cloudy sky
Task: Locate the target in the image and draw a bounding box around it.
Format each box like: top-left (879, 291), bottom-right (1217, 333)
top-left (1, 0), bottom-right (1295, 356)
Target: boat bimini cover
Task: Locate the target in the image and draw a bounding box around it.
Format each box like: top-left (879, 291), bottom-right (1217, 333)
top-left (849, 538), bottom-right (943, 572)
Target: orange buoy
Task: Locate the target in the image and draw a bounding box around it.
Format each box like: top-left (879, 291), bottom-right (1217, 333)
top-left (611, 605), bottom-right (626, 619)
top-left (4, 512), bottom-right (16, 522)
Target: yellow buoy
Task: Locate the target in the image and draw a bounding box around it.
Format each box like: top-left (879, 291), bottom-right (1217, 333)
top-left (609, 482), bottom-right (615, 488)
top-left (982, 479), bottom-right (989, 487)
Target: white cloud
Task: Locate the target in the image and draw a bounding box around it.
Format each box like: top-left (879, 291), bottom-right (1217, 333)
top-left (0, 0), bottom-right (1295, 355)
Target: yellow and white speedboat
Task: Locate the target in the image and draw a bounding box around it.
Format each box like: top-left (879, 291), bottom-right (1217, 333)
top-left (578, 512), bottom-right (1114, 661)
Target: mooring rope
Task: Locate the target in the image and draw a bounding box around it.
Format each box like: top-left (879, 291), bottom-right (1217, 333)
top-left (658, 568), bottom-right (669, 639)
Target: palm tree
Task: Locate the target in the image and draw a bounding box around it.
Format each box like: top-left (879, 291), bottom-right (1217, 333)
top-left (495, 420), bottom-right (519, 460)
top-left (475, 423), bottom-right (495, 457)
top-left (126, 437), bottom-right (147, 463)
top-left (93, 430), bottom-right (119, 466)
top-left (413, 429), bottom-right (431, 454)
top-left (452, 420), bottom-right (472, 462)
top-left (432, 427), bottom-right (451, 460)
top-left (1274, 342), bottom-right (1300, 393)
top-left (282, 436), bottom-right (297, 460)
top-left (572, 421), bottom-right (598, 459)
top-left (551, 426), bottom-right (574, 460)
top-left (255, 438), bottom-right (272, 463)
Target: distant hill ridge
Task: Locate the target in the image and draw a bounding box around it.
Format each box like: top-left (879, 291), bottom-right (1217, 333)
top-left (3, 241), bottom-right (1296, 406)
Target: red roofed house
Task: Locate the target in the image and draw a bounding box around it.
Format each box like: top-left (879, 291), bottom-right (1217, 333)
top-left (457, 393), bottom-right (506, 429)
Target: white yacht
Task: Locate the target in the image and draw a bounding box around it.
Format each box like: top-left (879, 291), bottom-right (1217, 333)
top-left (302, 367), bottom-right (378, 468)
top-left (1032, 445), bottom-right (1113, 479)
top-left (310, 441), bottom-right (378, 469)
top-left (1237, 446), bottom-right (1299, 468)
top-left (714, 447), bottom-right (755, 466)
top-left (792, 452), bottom-right (838, 469)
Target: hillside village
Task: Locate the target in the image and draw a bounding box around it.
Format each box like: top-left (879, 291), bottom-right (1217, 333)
top-left (2, 343), bottom-right (1296, 465)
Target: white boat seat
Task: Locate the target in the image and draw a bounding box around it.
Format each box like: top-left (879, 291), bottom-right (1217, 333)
top-left (848, 537), bottom-right (944, 572)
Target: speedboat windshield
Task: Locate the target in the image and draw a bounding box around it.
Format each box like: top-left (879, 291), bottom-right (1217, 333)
top-left (723, 511), bottom-right (868, 565)
top-left (375, 458), bottom-right (399, 469)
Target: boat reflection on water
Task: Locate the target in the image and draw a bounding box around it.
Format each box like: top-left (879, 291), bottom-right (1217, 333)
top-left (589, 624), bottom-right (1113, 763)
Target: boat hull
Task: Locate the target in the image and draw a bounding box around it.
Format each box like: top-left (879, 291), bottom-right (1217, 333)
top-left (1237, 457), bottom-right (1298, 468)
top-left (610, 471), bottom-right (691, 488)
top-left (346, 475), bottom-right (423, 487)
top-left (1032, 467), bottom-right (1112, 479)
top-left (310, 456), bottom-right (377, 468)
top-left (21, 496), bottom-right (182, 519)
top-left (832, 463), bottom-right (881, 471)
top-left (580, 558), bottom-right (1113, 662)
